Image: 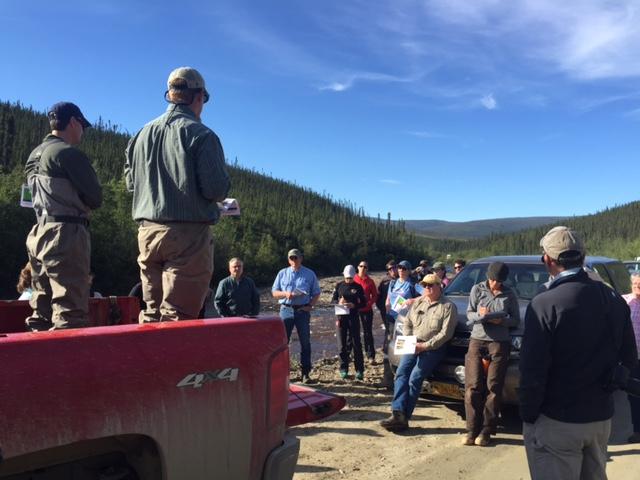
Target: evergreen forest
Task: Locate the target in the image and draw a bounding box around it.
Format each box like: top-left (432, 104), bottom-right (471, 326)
top-left (1, 101), bottom-right (638, 299)
top-left (0, 101), bottom-right (425, 298)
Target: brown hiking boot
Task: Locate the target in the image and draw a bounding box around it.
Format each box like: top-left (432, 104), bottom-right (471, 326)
top-left (380, 410), bottom-right (409, 431)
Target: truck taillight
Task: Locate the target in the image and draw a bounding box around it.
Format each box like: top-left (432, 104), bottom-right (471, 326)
top-left (268, 347), bottom-right (290, 429)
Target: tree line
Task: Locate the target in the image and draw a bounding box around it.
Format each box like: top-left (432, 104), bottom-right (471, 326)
top-left (2, 100), bottom-right (637, 299)
top-left (0, 101), bottom-right (427, 298)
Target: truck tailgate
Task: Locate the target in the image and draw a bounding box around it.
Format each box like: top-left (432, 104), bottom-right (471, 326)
top-left (286, 384), bottom-right (345, 427)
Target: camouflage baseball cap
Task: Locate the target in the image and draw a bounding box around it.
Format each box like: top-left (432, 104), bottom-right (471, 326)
top-left (540, 226), bottom-right (585, 260)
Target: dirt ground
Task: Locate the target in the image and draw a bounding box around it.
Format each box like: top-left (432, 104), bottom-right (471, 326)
top-left (288, 358), bottom-right (640, 480)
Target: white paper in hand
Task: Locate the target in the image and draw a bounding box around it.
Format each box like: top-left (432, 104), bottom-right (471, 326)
top-left (217, 198), bottom-right (240, 217)
top-left (391, 295), bottom-right (408, 314)
top-left (334, 304), bottom-right (350, 315)
top-left (394, 335), bottom-right (417, 355)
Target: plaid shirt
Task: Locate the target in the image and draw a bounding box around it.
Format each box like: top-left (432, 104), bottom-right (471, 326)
top-left (623, 294), bottom-right (640, 357)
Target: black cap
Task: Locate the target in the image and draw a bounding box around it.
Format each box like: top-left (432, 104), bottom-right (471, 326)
top-left (48, 102), bottom-right (91, 129)
top-left (487, 262), bottom-right (509, 282)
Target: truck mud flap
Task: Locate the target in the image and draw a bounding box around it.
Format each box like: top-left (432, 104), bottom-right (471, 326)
top-left (262, 433), bottom-right (299, 480)
top-left (286, 384), bottom-right (346, 427)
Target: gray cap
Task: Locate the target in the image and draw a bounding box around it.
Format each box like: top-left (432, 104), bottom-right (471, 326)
top-left (167, 67), bottom-right (209, 102)
top-left (288, 248), bottom-right (302, 258)
top-left (432, 261), bottom-right (446, 271)
top-left (168, 67), bottom-right (206, 90)
top-left (398, 260), bottom-right (412, 270)
top-left (540, 226), bottom-right (585, 260)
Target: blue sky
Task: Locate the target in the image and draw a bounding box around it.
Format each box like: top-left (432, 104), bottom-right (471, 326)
top-left (2, 0), bottom-right (639, 222)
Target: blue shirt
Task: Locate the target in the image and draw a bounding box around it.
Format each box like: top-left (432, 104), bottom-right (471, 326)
top-left (272, 265), bottom-right (321, 306)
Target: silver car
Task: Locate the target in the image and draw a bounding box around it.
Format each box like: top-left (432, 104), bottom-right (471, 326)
top-left (388, 255), bottom-right (631, 405)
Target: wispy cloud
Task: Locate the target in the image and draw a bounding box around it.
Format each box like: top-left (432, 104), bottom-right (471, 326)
top-left (406, 130), bottom-right (450, 139)
top-left (480, 93), bottom-right (498, 110)
top-left (210, 1), bottom-right (640, 110)
top-left (625, 107), bottom-right (640, 119)
top-left (380, 179), bottom-right (401, 185)
top-left (318, 72), bottom-right (419, 92)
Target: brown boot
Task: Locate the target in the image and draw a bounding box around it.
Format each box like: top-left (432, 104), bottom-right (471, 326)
top-left (380, 410), bottom-right (409, 431)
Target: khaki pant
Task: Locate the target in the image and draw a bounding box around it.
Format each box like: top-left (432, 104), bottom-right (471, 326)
top-left (137, 222), bottom-right (213, 322)
top-left (524, 414), bottom-right (610, 480)
top-left (25, 222), bottom-right (91, 330)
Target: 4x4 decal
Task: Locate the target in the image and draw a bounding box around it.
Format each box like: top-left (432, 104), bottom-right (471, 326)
top-left (177, 368), bottom-right (239, 388)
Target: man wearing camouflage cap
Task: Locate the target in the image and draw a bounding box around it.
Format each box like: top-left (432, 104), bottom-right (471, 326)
top-left (125, 67), bottom-right (230, 322)
top-left (519, 226), bottom-right (637, 479)
top-left (24, 102), bottom-right (102, 330)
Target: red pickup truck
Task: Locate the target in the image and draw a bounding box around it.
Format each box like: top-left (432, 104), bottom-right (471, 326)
top-left (0, 298), bottom-right (344, 479)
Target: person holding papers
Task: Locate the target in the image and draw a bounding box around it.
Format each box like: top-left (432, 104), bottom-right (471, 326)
top-left (462, 261), bottom-right (520, 447)
top-left (272, 248), bottom-right (321, 384)
top-left (332, 265), bottom-right (367, 380)
top-left (380, 274), bottom-right (457, 432)
top-left (385, 260), bottom-right (419, 326)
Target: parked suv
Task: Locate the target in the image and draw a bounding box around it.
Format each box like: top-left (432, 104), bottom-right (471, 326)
top-left (388, 255), bottom-right (631, 405)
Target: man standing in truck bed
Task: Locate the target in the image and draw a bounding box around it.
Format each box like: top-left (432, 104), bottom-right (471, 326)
top-left (125, 67), bottom-right (230, 322)
top-left (24, 102), bottom-right (102, 330)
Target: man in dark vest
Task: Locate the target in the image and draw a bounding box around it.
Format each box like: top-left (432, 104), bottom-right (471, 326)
top-left (24, 102), bottom-right (102, 330)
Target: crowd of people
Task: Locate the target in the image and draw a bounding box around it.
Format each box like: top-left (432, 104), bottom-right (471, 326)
top-left (13, 62), bottom-right (640, 480)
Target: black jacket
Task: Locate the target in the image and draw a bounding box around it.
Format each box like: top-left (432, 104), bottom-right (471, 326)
top-left (518, 269), bottom-right (638, 424)
top-left (332, 281), bottom-right (366, 316)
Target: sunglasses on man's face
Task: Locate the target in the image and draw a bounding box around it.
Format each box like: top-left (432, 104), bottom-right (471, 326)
top-left (397, 266), bottom-right (407, 271)
top-left (358, 265), bottom-right (368, 269)
top-left (454, 266), bottom-right (462, 270)
top-left (289, 256), bottom-right (298, 261)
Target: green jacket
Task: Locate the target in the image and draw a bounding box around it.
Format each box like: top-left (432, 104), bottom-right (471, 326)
top-left (214, 275), bottom-right (261, 317)
top-left (124, 105), bottom-right (230, 223)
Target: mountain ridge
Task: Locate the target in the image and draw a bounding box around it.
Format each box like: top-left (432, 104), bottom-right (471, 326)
top-left (404, 216), bottom-right (567, 239)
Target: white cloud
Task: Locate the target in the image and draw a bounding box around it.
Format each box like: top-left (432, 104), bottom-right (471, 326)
top-left (406, 130), bottom-right (450, 139)
top-left (318, 71), bottom-right (419, 92)
top-left (480, 94), bottom-right (498, 110)
top-left (210, 1), bottom-right (640, 109)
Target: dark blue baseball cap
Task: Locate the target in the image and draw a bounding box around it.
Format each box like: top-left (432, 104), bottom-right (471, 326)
top-left (47, 102), bottom-right (91, 129)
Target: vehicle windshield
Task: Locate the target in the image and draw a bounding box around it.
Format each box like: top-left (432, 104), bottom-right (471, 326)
top-left (444, 262), bottom-right (549, 300)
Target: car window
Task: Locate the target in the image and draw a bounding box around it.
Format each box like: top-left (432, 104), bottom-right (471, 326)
top-left (602, 263), bottom-right (632, 295)
top-left (590, 264), bottom-right (614, 291)
top-left (445, 262), bottom-right (548, 300)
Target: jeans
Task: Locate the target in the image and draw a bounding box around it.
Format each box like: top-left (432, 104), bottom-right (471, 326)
top-left (358, 310), bottom-right (375, 359)
top-left (337, 314), bottom-right (364, 373)
top-left (280, 306), bottom-right (312, 375)
top-left (391, 345), bottom-right (447, 419)
top-left (464, 339), bottom-right (511, 436)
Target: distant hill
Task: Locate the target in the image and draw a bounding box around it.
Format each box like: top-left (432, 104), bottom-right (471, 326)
top-left (427, 202), bottom-right (640, 262)
top-left (404, 217), bottom-right (566, 239)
